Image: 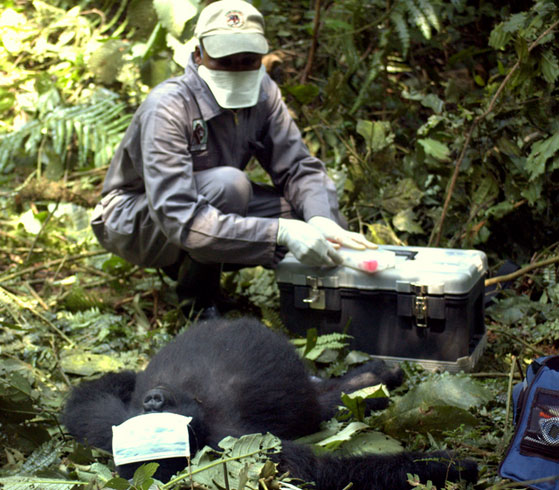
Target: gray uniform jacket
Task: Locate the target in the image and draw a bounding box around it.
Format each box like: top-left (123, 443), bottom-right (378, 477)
top-left (93, 55), bottom-right (340, 268)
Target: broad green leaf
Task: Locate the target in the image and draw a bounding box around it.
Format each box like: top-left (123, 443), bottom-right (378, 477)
top-left (402, 90), bottom-right (443, 113)
top-left (341, 384), bottom-right (389, 420)
top-left (0, 9), bottom-right (30, 54)
top-left (356, 120), bottom-right (373, 150)
top-left (284, 84), bottom-right (319, 104)
top-left (418, 138), bottom-right (450, 161)
top-left (421, 93), bottom-right (444, 113)
top-left (488, 23), bottom-right (510, 50)
top-left (218, 433), bottom-right (280, 456)
top-left (392, 208), bottom-right (425, 234)
top-left (356, 120), bottom-right (394, 152)
top-left (60, 352), bottom-right (124, 376)
top-left (380, 374), bottom-right (491, 437)
top-left (486, 200), bottom-right (515, 220)
top-left (526, 132), bottom-right (559, 179)
top-left (381, 178), bottom-right (423, 214)
top-left (540, 50), bottom-right (559, 84)
top-left (471, 174), bottom-right (498, 208)
top-left (18, 209), bottom-right (42, 234)
top-left (324, 18), bottom-right (353, 31)
top-left (366, 223), bottom-right (401, 245)
top-left (496, 136), bottom-right (521, 157)
top-left (521, 180), bottom-right (544, 205)
top-left (296, 419), bottom-right (344, 445)
top-left (502, 12), bottom-right (527, 33)
top-left (190, 434), bottom-right (280, 490)
top-left (383, 405), bottom-right (480, 438)
top-left (88, 40), bottom-right (129, 85)
top-left (303, 328), bottom-right (318, 357)
top-left (133, 462), bottom-right (158, 489)
top-left (315, 421), bottom-right (369, 449)
top-left (105, 477), bottom-right (131, 490)
top-left (127, 0), bottom-right (159, 39)
top-left (334, 430), bottom-right (403, 456)
top-left (153, 0), bottom-right (199, 39)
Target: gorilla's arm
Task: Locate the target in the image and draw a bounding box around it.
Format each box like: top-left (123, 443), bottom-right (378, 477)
top-left (62, 371), bottom-right (137, 452)
top-left (277, 441), bottom-right (478, 490)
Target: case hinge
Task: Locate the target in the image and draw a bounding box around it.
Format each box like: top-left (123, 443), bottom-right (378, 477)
top-left (411, 283), bottom-right (428, 328)
top-left (303, 276), bottom-right (325, 310)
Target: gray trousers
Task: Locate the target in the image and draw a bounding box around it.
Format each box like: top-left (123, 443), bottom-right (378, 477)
top-left (91, 167), bottom-right (299, 269)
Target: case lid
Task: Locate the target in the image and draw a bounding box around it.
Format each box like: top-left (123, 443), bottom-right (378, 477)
top-left (275, 245), bottom-right (488, 295)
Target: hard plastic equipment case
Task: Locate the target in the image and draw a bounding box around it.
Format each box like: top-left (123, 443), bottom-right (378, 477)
top-left (276, 246), bottom-right (488, 372)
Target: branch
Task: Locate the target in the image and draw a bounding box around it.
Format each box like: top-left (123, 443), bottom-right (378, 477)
top-left (430, 18), bottom-right (559, 247)
top-left (301, 0), bottom-right (322, 83)
top-left (485, 255), bottom-right (559, 287)
top-left (0, 250), bottom-right (109, 283)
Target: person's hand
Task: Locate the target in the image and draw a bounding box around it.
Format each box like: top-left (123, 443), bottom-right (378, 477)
top-left (308, 216), bottom-right (377, 250)
top-left (277, 218), bottom-right (343, 267)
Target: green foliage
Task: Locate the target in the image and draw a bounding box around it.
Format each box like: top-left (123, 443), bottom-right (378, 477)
top-left (341, 384), bottom-right (389, 421)
top-left (390, 0), bottom-right (442, 56)
top-left (296, 418), bottom-right (403, 455)
top-left (0, 476), bottom-right (86, 489)
top-left (0, 89), bottom-right (131, 173)
top-left (488, 293), bottom-right (559, 345)
top-left (229, 266), bottom-right (280, 309)
top-left (1, 1), bottom-right (558, 489)
top-left (380, 373), bottom-right (492, 438)
top-left (181, 433), bottom-right (281, 490)
top-left (292, 328), bottom-right (352, 363)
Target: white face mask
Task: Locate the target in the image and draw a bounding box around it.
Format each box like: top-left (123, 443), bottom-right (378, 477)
top-left (112, 413), bottom-right (192, 466)
top-left (198, 64), bottom-right (265, 109)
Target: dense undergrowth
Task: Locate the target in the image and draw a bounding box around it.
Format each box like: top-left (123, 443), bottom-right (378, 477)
top-left (1, 0), bottom-right (559, 488)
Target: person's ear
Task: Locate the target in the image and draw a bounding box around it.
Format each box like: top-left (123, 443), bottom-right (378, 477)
top-left (194, 45), bottom-right (202, 65)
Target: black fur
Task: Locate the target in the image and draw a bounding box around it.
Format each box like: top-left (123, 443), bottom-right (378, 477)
top-left (62, 317), bottom-right (477, 488)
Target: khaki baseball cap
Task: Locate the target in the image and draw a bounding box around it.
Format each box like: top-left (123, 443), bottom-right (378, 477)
top-left (194, 0), bottom-right (268, 58)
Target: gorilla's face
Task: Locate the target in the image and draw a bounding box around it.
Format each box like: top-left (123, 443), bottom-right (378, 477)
top-left (142, 386), bottom-right (177, 413)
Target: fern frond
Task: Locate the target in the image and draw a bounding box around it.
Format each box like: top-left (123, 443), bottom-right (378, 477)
top-left (0, 89), bottom-right (131, 173)
top-left (417, 0), bottom-right (441, 31)
top-left (0, 476), bottom-right (82, 490)
top-left (19, 440), bottom-right (60, 476)
top-left (404, 0), bottom-right (431, 39)
top-left (260, 306), bottom-right (286, 332)
top-left (62, 286), bottom-right (106, 312)
top-left (390, 10), bottom-right (410, 57)
top-left (314, 332), bottom-right (352, 347)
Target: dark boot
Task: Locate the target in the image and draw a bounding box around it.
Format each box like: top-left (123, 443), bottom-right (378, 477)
top-left (163, 256), bottom-right (240, 320)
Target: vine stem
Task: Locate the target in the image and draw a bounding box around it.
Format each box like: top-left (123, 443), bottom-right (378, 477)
top-left (0, 250), bottom-right (109, 283)
top-left (484, 254), bottom-right (559, 287)
top-left (431, 18), bottom-right (559, 247)
top-left (503, 355), bottom-right (516, 441)
top-left (301, 0), bottom-right (322, 83)
top-left (161, 449), bottom-right (265, 489)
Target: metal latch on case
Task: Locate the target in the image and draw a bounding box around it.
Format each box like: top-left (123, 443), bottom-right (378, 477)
top-left (411, 283), bottom-right (428, 328)
top-left (303, 276), bottom-right (325, 310)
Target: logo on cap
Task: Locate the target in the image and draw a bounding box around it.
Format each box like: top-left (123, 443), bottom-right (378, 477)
top-left (226, 10), bottom-right (244, 28)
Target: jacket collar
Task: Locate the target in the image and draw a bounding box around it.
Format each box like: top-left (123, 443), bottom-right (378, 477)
top-left (183, 54), bottom-right (269, 121)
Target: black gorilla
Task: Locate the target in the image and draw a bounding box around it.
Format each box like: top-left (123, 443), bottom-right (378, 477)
top-left (62, 317), bottom-right (477, 489)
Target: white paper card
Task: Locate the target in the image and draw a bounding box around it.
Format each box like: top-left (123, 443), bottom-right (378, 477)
top-left (112, 413), bottom-right (192, 466)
